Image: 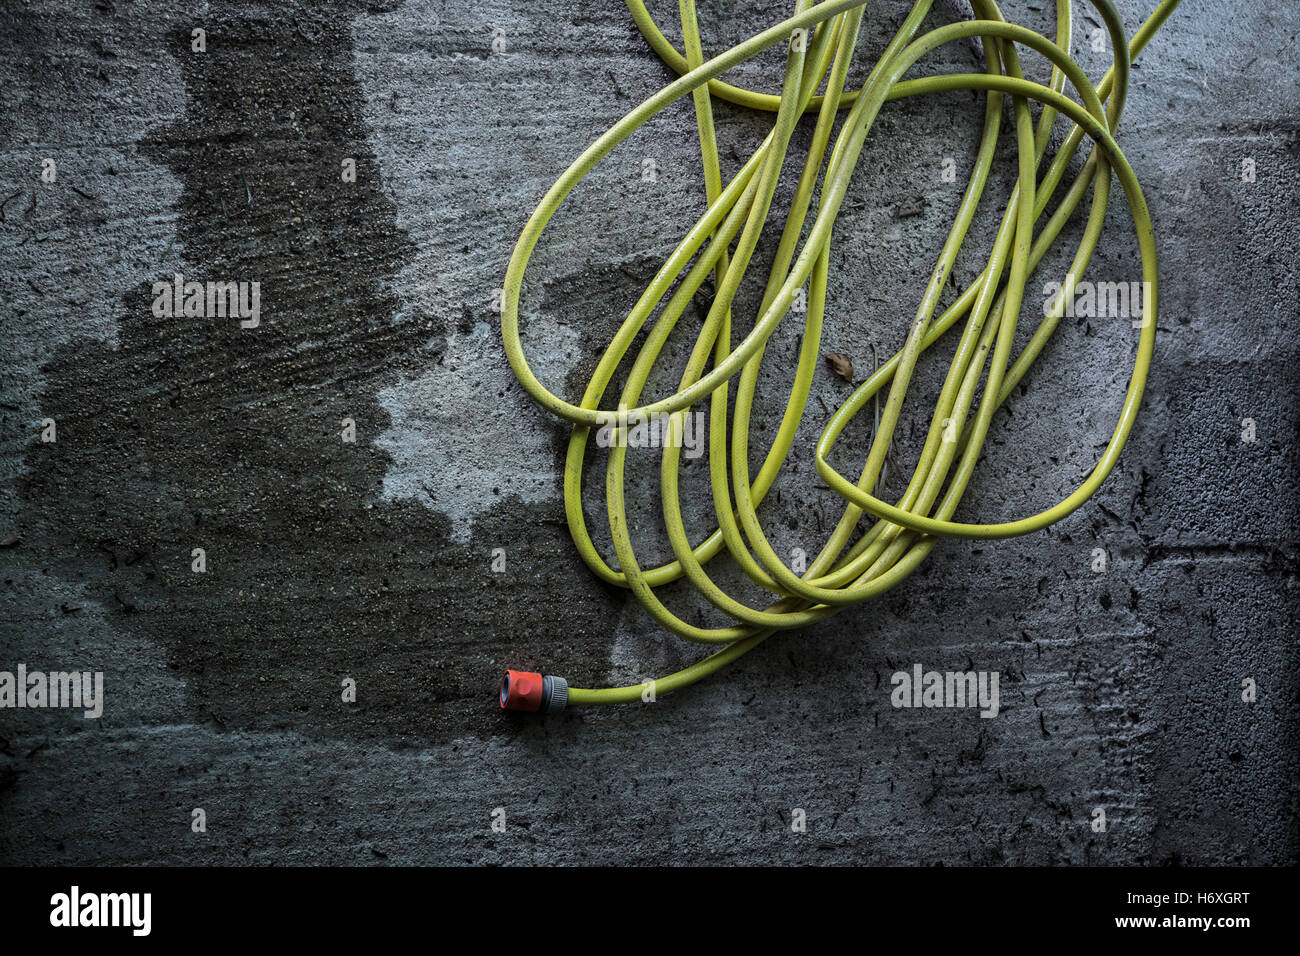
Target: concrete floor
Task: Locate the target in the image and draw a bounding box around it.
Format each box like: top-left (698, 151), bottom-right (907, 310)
top-left (0, 0), bottom-right (1296, 865)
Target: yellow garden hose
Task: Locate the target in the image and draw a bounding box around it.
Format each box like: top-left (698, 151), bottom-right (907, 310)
top-left (498, 0), bottom-right (1182, 712)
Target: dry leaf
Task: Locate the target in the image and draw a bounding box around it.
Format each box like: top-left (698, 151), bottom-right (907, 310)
top-left (825, 352), bottom-right (853, 382)
top-left (894, 195), bottom-right (926, 218)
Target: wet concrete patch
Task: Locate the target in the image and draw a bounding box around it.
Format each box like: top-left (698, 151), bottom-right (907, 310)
top-left (8, 0), bottom-right (619, 750)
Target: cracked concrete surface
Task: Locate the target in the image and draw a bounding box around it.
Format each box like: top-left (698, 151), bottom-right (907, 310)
top-left (0, 0), bottom-right (1296, 865)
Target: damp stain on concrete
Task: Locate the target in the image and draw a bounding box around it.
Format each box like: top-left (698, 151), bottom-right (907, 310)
top-left (7, 0), bottom-right (621, 753)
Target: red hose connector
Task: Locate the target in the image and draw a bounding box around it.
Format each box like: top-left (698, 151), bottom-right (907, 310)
top-left (499, 670), bottom-right (568, 713)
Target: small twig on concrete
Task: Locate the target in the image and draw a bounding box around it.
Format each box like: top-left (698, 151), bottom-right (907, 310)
top-left (0, 190), bottom-right (22, 222)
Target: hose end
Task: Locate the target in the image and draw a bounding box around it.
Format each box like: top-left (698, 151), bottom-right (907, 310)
top-left (499, 670), bottom-right (568, 713)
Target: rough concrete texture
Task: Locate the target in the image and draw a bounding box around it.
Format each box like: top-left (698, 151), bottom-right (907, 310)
top-left (0, 0), bottom-right (1296, 865)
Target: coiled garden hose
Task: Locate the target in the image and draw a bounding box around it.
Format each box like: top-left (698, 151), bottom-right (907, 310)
top-left (498, 0), bottom-right (1181, 712)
